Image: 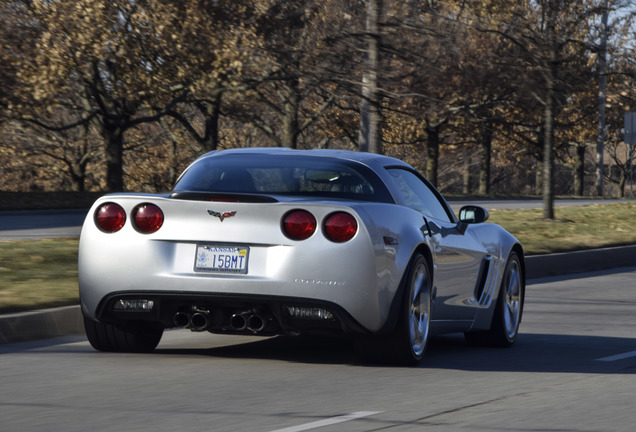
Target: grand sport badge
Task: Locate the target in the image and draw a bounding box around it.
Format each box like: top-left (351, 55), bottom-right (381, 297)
top-left (207, 210), bottom-right (237, 222)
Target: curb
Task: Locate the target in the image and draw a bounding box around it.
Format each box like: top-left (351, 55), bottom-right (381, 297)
top-left (525, 244), bottom-right (636, 279)
top-left (1, 246), bottom-right (635, 345)
top-left (0, 305), bottom-right (83, 344)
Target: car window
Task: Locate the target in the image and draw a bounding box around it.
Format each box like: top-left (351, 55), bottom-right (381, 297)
top-left (386, 168), bottom-right (452, 222)
top-left (174, 154), bottom-right (394, 203)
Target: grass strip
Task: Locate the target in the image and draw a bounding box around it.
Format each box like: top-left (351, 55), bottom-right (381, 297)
top-left (0, 238), bottom-right (79, 313)
top-left (488, 202), bottom-right (636, 254)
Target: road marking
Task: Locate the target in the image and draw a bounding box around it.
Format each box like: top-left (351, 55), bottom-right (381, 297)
top-left (596, 350), bottom-right (636, 362)
top-left (268, 411), bottom-right (382, 432)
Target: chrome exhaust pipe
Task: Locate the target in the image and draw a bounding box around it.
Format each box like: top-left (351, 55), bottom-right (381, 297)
top-left (247, 314), bottom-right (267, 332)
top-left (230, 313), bottom-right (247, 331)
top-left (173, 312), bottom-right (190, 327)
top-left (190, 312), bottom-right (209, 331)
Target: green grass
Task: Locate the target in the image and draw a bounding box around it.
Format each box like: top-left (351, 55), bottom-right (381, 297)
top-left (488, 202), bottom-right (636, 254)
top-left (0, 238), bottom-right (79, 313)
top-left (1, 202), bottom-right (635, 314)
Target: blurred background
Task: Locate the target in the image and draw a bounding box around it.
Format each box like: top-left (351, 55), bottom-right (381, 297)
top-left (1, 0), bottom-right (635, 201)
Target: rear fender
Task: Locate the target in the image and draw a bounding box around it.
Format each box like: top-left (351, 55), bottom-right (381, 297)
top-left (351, 203), bottom-right (433, 335)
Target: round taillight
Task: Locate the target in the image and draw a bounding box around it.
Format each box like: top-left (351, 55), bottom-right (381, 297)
top-left (282, 210), bottom-right (317, 240)
top-left (133, 204), bottom-right (164, 233)
top-left (324, 212), bottom-right (357, 243)
top-left (95, 203), bottom-right (126, 233)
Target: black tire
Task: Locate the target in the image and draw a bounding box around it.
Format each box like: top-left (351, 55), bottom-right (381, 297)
top-left (84, 315), bottom-right (163, 353)
top-left (355, 253), bottom-right (432, 366)
top-left (465, 251), bottom-right (524, 347)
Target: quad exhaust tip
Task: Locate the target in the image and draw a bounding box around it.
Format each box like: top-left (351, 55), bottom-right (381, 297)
top-left (173, 310), bottom-right (269, 333)
top-left (247, 314), bottom-right (266, 332)
top-left (231, 312), bottom-right (268, 332)
top-left (172, 311), bottom-right (209, 331)
top-left (173, 312), bottom-right (190, 327)
top-left (230, 313), bottom-right (247, 331)
top-left (190, 312), bottom-right (209, 331)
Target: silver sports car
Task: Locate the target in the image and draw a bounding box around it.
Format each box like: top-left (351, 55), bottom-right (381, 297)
top-left (79, 148), bottom-right (525, 365)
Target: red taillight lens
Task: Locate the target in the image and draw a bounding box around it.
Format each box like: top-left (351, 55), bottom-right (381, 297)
top-left (324, 212), bottom-right (357, 243)
top-left (95, 203), bottom-right (126, 233)
top-left (282, 210), bottom-right (317, 240)
top-left (133, 204), bottom-right (164, 233)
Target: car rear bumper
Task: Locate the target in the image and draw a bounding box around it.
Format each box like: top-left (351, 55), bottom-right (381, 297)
top-left (87, 291), bottom-right (371, 337)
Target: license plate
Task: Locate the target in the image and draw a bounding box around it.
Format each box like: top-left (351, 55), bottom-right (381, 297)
top-left (194, 245), bottom-right (249, 274)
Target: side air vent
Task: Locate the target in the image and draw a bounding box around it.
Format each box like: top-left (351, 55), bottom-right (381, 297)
top-left (474, 256), bottom-right (496, 305)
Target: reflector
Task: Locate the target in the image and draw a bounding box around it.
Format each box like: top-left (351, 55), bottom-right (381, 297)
top-left (286, 306), bottom-right (334, 320)
top-left (113, 299), bottom-right (155, 311)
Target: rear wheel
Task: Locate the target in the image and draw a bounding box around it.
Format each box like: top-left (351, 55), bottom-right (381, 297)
top-left (355, 253), bottom-right (431, 366)
top-left (465, 251), bottom-right (523, 347)
top-left (84, 315), bottom-right (163, 353)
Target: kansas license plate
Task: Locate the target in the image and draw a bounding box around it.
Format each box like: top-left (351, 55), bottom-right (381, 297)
top-left (194, 245), bottom-right (249, 273)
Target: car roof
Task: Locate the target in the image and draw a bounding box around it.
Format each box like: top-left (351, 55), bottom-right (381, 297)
top-left (199, 148), bottom-right (412, 171)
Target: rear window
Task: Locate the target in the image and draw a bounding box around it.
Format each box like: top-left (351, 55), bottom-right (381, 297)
top-left (174, 154), bottom-right (393, 203)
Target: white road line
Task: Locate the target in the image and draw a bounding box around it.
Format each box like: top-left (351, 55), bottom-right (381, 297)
top-left (596, 350), bottom-right (636, 362)
top-left (268, 411), bottom-right (383, 432)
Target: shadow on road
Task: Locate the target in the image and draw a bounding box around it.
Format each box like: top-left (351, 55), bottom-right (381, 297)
top-left (153, 332), bottom-right (636, 374)
top-left (424, 333), bottom-right (636, 374)
top-left (156, 334), bottom-right (357, 365)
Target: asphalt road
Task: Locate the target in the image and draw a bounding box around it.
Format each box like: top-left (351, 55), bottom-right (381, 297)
top-left (1, 266), bottom-right (635, 432)
top-left (0, 199), bottom-right (633, 240)
top-left (0, 208), bottom-right (88, 240)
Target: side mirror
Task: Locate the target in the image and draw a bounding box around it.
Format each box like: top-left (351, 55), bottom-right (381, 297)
top-left (458, 205), bottom-right (489, 224)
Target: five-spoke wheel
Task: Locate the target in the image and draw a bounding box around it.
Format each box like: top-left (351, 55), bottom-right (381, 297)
top-left (465, 251), bottom-right (524, 347)
top-left (407, 256), bottom-right (431, 360)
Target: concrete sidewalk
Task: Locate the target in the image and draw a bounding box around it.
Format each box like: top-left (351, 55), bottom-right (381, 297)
top-left (1, 244), bottom-right (635, 344)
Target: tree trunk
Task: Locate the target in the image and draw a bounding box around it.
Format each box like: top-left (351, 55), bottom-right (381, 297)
top-left (462, 149), bottom-right (471, 194)
top-left (541, 2), bottom-right (558, 219)
top-left (201, 94), bottom-right (222, 152)
top-left (426, 126), bottom-right (439, 187)
top-left (595, 1), bottom-right (609, 196)
top-left (358, 0), bottom-right (382, 154)
top-left (573, 144), bottom-right (585, 196)
top-left (478, 126), bottom-right (492, 195)
top-left (535, 161), bottom-right (543, 195)
top-left (168, 138), bottom-right (177, 187)
top-left (160, 117), bottom-right (180, 186)
top-left (542, 95), bottom-right (555, 219)
top-left (103, 121), bottom-right (125, 192)
top-left (68, 161), bottom-right (86, 192)
top-left (617, 172), bottom-right (626, 198)
top-left (282, 81), bottom-right (299, 149)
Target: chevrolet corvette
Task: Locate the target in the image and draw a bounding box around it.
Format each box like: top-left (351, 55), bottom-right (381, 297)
top-left (79, 148), bottom-right (525, 365)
